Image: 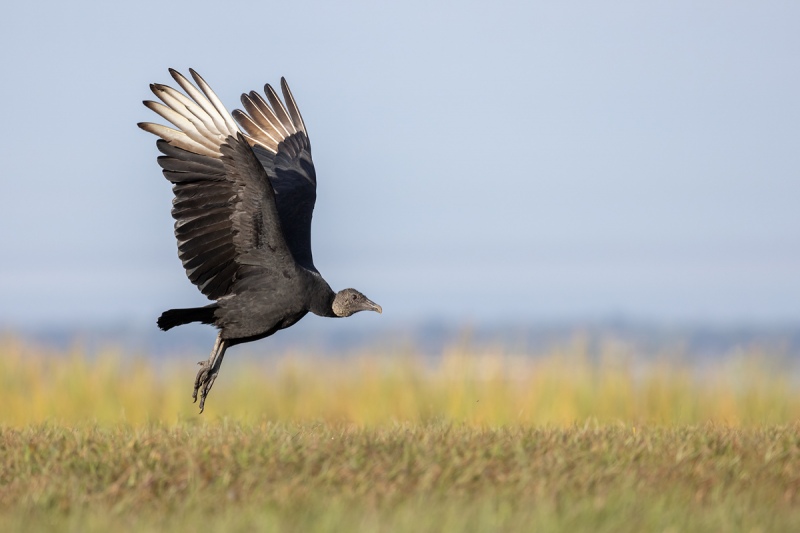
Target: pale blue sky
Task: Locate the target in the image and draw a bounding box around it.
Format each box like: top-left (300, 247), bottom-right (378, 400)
top-left (1, 0), bottom-right (798, 327)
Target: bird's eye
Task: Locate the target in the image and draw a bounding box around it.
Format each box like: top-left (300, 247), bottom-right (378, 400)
top-left (352, 294), bottom-right (358, 301)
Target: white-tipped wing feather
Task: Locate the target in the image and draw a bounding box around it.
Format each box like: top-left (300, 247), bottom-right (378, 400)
top-left (143, 100), bottom-right (219, 153)
top-left (235, 94), bottom-right (281, 151)
top-left (231, 78), bottom-right (318, 272)
top-left (138, 122), bottom-right (219, 158)
top-left (140, 69), bottom-right (320, 298)
top-left (265, 83), bottom-right (297, 136)
top-left (189, 69), bottom-right (240, 136)
top-left (232, 81), bottom-right (307, 154)
top-left (141, 69), bottom-right (308, 157)
top-left (139, 68), bottom-right (302, 300)
top-left (150, 83), bottom-right (222, 145)
top-left (280, 78), bottom-right (307, 135)
top-left (140, 69), bottom-right (240, 156)
top-left (166, 69), bottom-right (236, 139)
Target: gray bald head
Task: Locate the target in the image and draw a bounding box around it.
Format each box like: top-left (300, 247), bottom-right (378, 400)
top-left (332, 288), bottom-right (382, 317)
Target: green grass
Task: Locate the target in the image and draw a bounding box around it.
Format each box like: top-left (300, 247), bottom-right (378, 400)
top-left (1, 337), bottom-right (799, 531)
top-left (2, 422), bottom-right (800, 532)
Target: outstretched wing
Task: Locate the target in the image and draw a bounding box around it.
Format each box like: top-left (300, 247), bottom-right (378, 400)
top-left (232, 79), bottom-right (318, 272)
top-left (139, 69), bottom-right (296, 300)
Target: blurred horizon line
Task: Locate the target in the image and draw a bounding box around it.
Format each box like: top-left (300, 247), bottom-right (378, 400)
top-left (4, 314), bottom-right (800, 359)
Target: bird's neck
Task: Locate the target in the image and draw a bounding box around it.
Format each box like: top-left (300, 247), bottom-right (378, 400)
top-left (307, 273), bottom-right (338, 318)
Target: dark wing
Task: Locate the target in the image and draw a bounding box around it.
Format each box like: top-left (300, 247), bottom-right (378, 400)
top-left (231, 79), bottom-right (318, 272)
top-left (139, 69), bottom-right (297, 300)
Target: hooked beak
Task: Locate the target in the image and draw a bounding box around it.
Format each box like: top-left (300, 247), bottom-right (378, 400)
top-left (364, 298), bottom-right (382, 314)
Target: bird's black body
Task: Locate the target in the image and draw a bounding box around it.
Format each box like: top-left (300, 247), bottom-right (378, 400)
top-left (139, 69), bottom-right (381, 411)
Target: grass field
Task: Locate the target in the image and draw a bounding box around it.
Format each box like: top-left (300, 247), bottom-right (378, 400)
top-left (1, 336), bottom-right (799, 531)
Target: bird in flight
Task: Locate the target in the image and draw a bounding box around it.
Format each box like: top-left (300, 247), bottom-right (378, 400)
top-left (139, 69), bottom-right (382, 412)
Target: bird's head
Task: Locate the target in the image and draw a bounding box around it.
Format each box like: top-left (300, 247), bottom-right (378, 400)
top-left (332, 288), bottom-right (382, 317)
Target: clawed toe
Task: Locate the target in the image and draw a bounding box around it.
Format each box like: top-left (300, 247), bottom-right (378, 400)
top-left (198, 372), bottom-right (218, 413)
top-left (193, 360), bottom-right (217, 413)
top-left (190, 334), bottom-right (228, 414)
top-left (193, 360), bottom-right (210, 403)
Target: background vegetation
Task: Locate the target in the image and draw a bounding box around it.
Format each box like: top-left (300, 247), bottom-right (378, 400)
top-left (1, 336), bottom-right (798, 531)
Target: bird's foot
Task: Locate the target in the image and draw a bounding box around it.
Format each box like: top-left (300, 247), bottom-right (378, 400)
top-left (191, 334), bottom-right (227, 414)
top-left (193, 359), bottom-right (218, 413)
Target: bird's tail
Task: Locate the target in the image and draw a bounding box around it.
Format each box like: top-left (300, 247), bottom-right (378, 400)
top-left (157, 305), bottom-right (217, 331)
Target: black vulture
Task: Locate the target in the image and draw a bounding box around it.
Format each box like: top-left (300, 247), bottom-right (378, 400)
top-left (139, 69), bottom-right (382, 412)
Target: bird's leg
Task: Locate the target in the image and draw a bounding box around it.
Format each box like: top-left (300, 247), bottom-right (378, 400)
top-left (192, 333), bottom-right (229, 413)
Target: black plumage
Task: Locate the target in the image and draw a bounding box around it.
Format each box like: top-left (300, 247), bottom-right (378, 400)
top-left (139, 69), bottom-right (381, 412)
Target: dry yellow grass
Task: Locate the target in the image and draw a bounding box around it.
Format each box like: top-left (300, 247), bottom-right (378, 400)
top-left (1, 335), bottom-right (797, 426)
top-left (2, 335), bottom-right (800, 531)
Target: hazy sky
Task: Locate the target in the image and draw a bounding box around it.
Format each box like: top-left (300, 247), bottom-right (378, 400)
top-left (1, 0), bottom-right (798, 328)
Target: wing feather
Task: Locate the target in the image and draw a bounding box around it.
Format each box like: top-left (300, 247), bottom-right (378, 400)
top-left (174, 209), bottom-right (231, 235)
top-left (265, 84), bottom-right (296, 135)
top-left (138, 122), bottom-right (218, 158)
top-left (236, 91), bottom-right (288, 149)
top-left (231, 107), bottom-right (279, 151)
top-left (280, 77), bottom-right (307, 135)
top-left (152, 84), bottom-right (219, 139)
top-left (178, 232), bottom-right (231, 255)
top-left (198, 262), bottom-right (239, 296)
top-left (168, 69), bottom-right (232, 139)
top-left (143, 100), bottom-right (220, 152)
top-left (156, 139), bottom-right (225, 170)
top-left (173, 218), bottom-right (232, 242)
top-left (181, 245), bottom-right (236, 270)
top-left (189, 69), bottom-right (240, 135)
top-left (157, 156), bottom-right (225, 176)
top-left (140, 69), bottom-right (299, 300)
top-left (232, 79), bottom-right (319, 272)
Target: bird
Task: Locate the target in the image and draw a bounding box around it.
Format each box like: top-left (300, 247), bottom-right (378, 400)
top-left (139, 69), bottom-right (382, 412)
